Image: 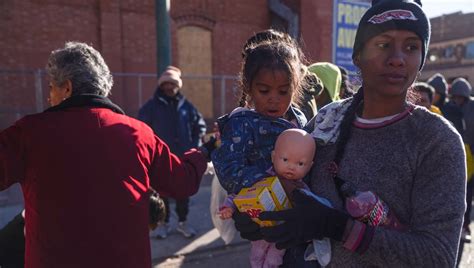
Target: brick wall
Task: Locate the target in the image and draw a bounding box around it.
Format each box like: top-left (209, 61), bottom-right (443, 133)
top-left (300, 0), bottom-right (333, 63)
top-left (0, 0), bottom-right (335, 128)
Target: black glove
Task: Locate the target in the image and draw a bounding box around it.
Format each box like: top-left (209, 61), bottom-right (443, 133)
top-left (199, 136), bottom-right (218, 162)
top-left (259, 189), bottom-right (349, 249)
top-left (148, 188), bottom-right (166, 230)
top-left (232, 211), bottom-right (263, 241)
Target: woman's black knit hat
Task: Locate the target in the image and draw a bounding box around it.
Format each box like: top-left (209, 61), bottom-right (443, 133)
top-left (352, 0), bottom-right (431, 70)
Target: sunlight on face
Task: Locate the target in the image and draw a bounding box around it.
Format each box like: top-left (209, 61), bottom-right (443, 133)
top-left (249, 68), bottom-right (292, 118)
top-left (160, 82), bottom-right (180, 97)
top-left (357, 30), bottom-right (422, 99)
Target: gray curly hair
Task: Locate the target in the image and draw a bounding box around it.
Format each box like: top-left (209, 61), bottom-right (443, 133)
top-left (46, 41), bottom-right (113, 97)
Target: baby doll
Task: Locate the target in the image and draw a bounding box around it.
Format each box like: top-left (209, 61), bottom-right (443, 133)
top-left (271, 128), bottom-right (315, 196)
top-left (219, 129), bottom-right (317, 268)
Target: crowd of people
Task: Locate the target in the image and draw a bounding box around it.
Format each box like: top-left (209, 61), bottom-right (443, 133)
top-left (0, 0), bottom-right (473, 267)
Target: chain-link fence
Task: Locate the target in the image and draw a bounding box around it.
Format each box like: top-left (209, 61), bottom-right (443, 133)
top-left (0, 69), bottom-right (240, 130)
top-left (0, 69), bottom-right (239, 212)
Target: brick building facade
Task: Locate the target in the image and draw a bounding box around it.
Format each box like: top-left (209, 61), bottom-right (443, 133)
top-left (0, 0), bottom-right (336, 130)
top-left (422, 12), bottom-right (474, 85)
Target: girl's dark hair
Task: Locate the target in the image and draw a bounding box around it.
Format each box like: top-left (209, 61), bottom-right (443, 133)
top-left (329, 87), bottom-right (364, 196)
top-left (238, 37), bottom-right (305, 108)
top-left (242, 29), bottom-right (292, 59)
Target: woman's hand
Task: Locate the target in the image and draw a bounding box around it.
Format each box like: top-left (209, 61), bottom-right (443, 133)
top-left (232, 211), bottom-right (263, 241)
top-left (259, 189), bottom-right (350, 249)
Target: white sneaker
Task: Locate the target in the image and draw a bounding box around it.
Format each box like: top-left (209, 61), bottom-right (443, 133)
top-left (155, 222), bottom-right (170, 239)
top-left (461, 228), bottom-right (472, 243)
top-left (176, 221), bottom-right (196, 238)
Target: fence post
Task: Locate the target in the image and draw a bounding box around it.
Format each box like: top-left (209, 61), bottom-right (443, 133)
top-left (138, 75), bottom-right (143, 108)
top-left (34, 69), bottom-right (44, 112)
top-left (220, 76), bottom-right (226, 116)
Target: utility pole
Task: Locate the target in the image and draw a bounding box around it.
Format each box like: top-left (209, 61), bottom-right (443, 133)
top-left (155, 0), bottom-right (171, 76)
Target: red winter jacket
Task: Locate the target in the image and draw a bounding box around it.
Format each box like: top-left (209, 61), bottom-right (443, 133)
top-left (0, 106), bottom-right (207, 268)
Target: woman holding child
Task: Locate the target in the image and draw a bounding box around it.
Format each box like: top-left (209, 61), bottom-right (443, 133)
top-left (233, 0), bottom-right (466, 266)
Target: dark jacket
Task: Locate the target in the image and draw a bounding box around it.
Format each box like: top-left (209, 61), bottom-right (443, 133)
top-left (138, 89), bottom-right (206, 156)
top-left (461, 99), bottom-right (474, 147)
top-left (441, 102), bottom-right (466, 139)
top-left (212, 106), bottom-right (307, 194)
top-left (0, 95), bottom-right (207, 268)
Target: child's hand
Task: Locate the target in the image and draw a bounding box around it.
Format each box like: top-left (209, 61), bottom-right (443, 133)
top-left (200, 132), bottom-right (220, 161)
top-left (212, 122), bottom-right (221, 140)
top-left (218, 207), bottom-right (234, 220)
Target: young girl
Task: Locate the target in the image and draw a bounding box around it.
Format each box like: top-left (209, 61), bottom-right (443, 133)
top-left (255, 0), bottom-right (466, 267)
top-left (211, 33), bottom-right (307, 267)
top-left (212, 35), bottom-right (307, 195)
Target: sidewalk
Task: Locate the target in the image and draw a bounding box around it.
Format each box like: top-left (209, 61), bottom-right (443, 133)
top-left (150, 168), bottom-right (251, 267)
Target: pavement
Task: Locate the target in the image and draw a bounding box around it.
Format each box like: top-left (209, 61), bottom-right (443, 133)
top-left (460, 241), bottom-right (474, 267)
top-left (150, 165), bottom-right (251, 268)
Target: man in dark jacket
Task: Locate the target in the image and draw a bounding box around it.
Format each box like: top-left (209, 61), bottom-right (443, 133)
top-left (138, 66), bottom-right (206, 238)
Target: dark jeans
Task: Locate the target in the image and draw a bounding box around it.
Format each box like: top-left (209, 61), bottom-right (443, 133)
top-left (163, 197), bottom-right (190, 223)
top-left (0, 212), bottom-right (25, 268)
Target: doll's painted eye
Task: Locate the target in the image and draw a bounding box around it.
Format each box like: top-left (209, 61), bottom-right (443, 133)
top-left (282, 157), bottom-right (288, 162)
top-left (298, 162), bottom-right (304, 166)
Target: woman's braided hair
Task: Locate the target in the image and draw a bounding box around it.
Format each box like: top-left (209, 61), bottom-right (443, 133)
top-left (332, 87), bottom-right (364, 192)
top-left (334, 88), bottom-right (364, 165)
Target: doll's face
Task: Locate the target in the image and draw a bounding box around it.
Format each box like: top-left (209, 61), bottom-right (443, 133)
top-left (272, 129), bottom-right (315, 181)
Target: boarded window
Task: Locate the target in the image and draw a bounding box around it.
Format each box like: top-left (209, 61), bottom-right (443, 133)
top-left (177, 26), bottom-right (213, 119)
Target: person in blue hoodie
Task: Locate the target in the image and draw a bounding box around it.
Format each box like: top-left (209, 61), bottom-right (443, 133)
top-left (138, 66), bottom-right (206, 239)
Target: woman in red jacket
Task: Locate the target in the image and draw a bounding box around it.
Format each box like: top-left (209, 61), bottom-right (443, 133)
top-left (0, 41), bottom-right (214, 268)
